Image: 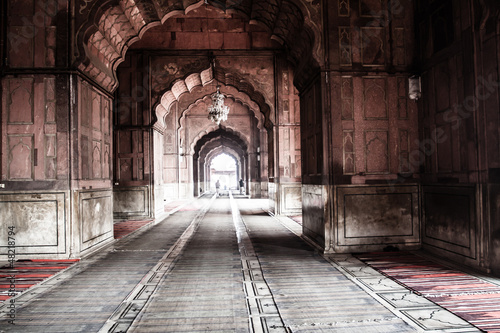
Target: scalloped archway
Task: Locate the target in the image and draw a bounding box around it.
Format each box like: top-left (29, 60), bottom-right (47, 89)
top-left (75, 0), bottom-right (322, 91)
top-left (155, 69), bottom-right (271, 134)
top-left (193, 127), bottom-right (250, 196)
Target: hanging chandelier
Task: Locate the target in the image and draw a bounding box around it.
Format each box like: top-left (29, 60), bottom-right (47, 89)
top-left (204, 2), bottom-right (229, 125)
top-left (207, 85), bottom-right (229, 125)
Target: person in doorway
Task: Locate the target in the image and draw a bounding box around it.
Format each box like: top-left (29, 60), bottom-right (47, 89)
top-left (215, 179), bottom-right (220, 197)
top-left (239, 179), bottom-right (245, 195)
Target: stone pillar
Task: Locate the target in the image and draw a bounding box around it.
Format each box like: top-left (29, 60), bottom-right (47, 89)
top-left (274, 56), bottom-right (302, 215)
top-left (0, 1), bottom-right (114, 260)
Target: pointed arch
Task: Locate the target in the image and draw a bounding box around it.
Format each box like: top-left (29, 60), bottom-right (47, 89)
top-left (154, 67), bottom-right (272, 133)
top-left (75, 0), bottom-right (321, 92)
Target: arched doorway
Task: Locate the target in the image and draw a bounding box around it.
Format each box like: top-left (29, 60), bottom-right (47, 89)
top-left (208, 153), bottom-right (238, 194)
top-left (0, 0), bottom-right (318, 260)
top-left (193, 127), bottom-right (251, 197)
top-left (108, 2), bottom-right (310, 220)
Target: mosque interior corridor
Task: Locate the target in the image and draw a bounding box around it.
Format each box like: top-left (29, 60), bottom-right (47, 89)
top-left (1, 194), bottom-right (500, 332)
top-left (1, 0), bottom-right (500, 331)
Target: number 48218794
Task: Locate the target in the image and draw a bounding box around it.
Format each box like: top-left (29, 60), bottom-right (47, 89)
top-left (7, 226), bottom-right (15, 267)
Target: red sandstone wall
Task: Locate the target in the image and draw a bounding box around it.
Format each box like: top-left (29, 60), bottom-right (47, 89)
top-left (77, 79), bottom-right (112, 185)
top-left (416, 0), bottom-right (500, 273)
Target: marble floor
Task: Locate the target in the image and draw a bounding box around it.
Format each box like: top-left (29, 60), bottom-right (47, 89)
top-left (0, 194), bottom-right (497, 332)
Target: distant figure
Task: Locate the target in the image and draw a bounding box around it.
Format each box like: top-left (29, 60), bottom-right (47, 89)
top-left (239, 179), bottom-right (245, 194)
top-left (215, 180), bottom-right (220, 196)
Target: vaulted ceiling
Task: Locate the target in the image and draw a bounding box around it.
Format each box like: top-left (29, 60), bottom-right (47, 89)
top-left (75, 0), bottom-right (322, 92)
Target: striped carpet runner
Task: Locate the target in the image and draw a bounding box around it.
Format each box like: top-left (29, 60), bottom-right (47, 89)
top-left (357, 252), bottom-right (500, 333)
top-left (0, 259), bottom-right (79, 302)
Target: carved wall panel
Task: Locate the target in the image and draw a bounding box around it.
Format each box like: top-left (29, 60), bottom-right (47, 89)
top-left (330, 0), bottom-right (414, 70)
top-left (341, 77), bottom-right (354, 120)
top-left (7, 78), bottom-right (34, 124)
top-left (422, 186), bottom-right (477, 259)
top-left (2, 76), bottom-right (68, 182)
top-left (336, 75), bottom-right (417, 178)
top-left (343, 131), bottom-right (355, 175)
top-left (339, 0), bottom-right (350, 17)
top-left (80, 190), bottom-right (113, 252)
top-left (339, 27), bottom-right (352, 66)
top-left (8, 135), bottom-right (34, 180)
top-left (78, 79), bottom-right (112, 183)
top-left (363, 77), bottom-right (387, 119)
top-left (336, 185), bottom-right (420, 251)
top-left (365, 130), bottom-right (389, 174)
top-left (6, 0), bottom-right (60, 68)
top-left (0, 192), bottom-right (67, 255)
top-left (113, 186), bottom-right (150, 218)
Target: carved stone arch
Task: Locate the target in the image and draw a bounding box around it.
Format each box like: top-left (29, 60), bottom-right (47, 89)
top-left (194, 134), bottom-right (248, 196)
top-left (192, 127), bottom-right (249, 158)
top-left (155, 68), bottom-right (273, 133)
top-left (203, 144), bottom-right (246, 174)
top-left (177, 94), bottom-right (264, 150)
top-left (75, 0), bottom-right (323, 92)
top-left (204, 146), bottom-right (245, 183)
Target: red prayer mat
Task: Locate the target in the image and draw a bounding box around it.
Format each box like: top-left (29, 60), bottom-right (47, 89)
top-left (0, 259), bottom-right (79, 302)
top-left (357, 252), bottom-right (500, 333)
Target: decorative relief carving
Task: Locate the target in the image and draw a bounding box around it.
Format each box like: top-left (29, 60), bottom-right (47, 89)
top-left (102, 98), bottom-right (110, 135)
top-left (8, 135), bottom-right (33, 180)
top-left (152, 57), bottom-right (206, 93)
top-left (339, 0), bottom-right (350, 17)
top-left (81, 135), bottom-right (89, 179)
top-left (92, 93), bottom-right (101, 131)
top-left (339, 27), bottom-right (352, 66)
top-left (363, 78), bottom-right (387, 119)
top-left (119, 158), bottom-right (132, 181)
top-left (341, 77), bottom-right (354, 120)
top-left (103, 144), bottom-right (110, 179)
top-left (365, 130), bottom-right (389, 174)
top-left (92, 142), bottom-right (102, 179)
top-left (8, 78), bottom-right (34, 124)
top-left (343, 131), bottom-right (355, 175)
